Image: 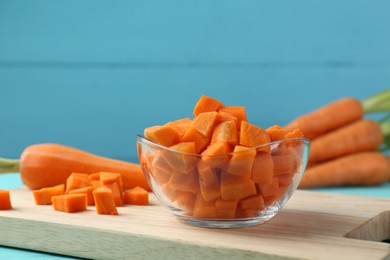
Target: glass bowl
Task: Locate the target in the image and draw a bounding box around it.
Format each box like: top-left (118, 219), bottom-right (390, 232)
top-left (137, 135), bottom-right (310, 228)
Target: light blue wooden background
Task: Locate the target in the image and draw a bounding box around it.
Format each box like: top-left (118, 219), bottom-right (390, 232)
top-left (1, 1), bottom-right (390, 161)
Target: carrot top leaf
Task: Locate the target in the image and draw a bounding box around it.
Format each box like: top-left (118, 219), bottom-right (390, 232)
top-left (0, 158), bottom-right (20, 174)
top-left (362, 88), bottom-right (390, 113)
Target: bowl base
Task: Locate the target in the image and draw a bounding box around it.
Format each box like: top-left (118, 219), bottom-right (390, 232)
top-left (175, 213), bottom-right (277, 229)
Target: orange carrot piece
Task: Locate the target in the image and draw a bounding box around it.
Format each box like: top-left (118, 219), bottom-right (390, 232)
top-left (181, 126), bottom-right (210, 154)
top-left (168, 170), bottom-right (199, 194)
top-left (272, 154), bottom-right (296, 176)
top-left (192, 194), bottom-right (217, 218)
top-left (88, 172), bottom-right (101, 181)
top-left (193, 95), bottom-right (224, 116)
top-left (299, 152), bottom-right (390, 188)
top-left (90, 180), bottom-right (101, 189)
top-left (217, 111), bottom-right (238, 124)
top-left (199, 180), bottom-right (220, 202)
top-left (215, 198), bottom-right (238, 218)
top-left (284, 97), bottom-right (363, 140)
top-left (174, 191), bottom-right (196, 211)
top-left (144, 125), bottom-right (181, 147)
top-left (52, 194), bottom-right (87, 213)
top-left (93, 186), bottom-right (118, 215)
top-left (123, 186), bottom-right (149, 205)
top-left (239, 194), bottom-right (265, 210)
top-left (69, 186), bottom-right (95, 206)
top-left (258, 177), bottom-right (280, 197)
top-left (251, 152), bottom-right (274, 184)
top-left (201, 141), bottom-right (232, 170)
top-left (266, 125), bottom-right (286, 142)
top-left (33, 184), bottom-right (65, 205)
top-left (220, 172), bottom-right (257, 200)
top-left (100, 172), bottom-right (124, 205)
top-left (278, 174), bottom-right (294, 187)
top-left (165, 118), bottom-right (192, 137)
top-left (0, 190), bottom-right (12, 210)
top-left (240, 121), bottom-right (271, 152)
top-left (308, 119), bottom-right (384, 165)
top-left (285, 128), bottom-right (304, 139)
top-left (65, 173), bottom-right (91, 194)
top-left (218, 106), bottom-right (247, 129)
top-left (152, 167), bottom-right (172, 186)
top-left (227, 145), bottom-right (256, 178)
top-left (197, 160), bottom-right (219, 187)
top-left (210, 120), bottom-right (238, 146)
top-left (162, 142), bottom-right (198, 174)
top-left (191, 111), bottom-right (220, 138)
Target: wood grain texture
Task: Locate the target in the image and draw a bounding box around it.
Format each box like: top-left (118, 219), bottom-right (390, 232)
top-left (0, 189), bottom-right (389, 259)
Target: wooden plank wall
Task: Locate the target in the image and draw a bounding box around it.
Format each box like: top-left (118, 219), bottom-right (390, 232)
top-left (1, 1), bottom-right (389, 160)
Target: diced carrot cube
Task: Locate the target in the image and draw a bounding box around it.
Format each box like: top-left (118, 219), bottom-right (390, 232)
top-left (162, 142), bottom-right (198, 174)
top-left (240, 121), bottom-right (270, 152)
top-left (217, 111), bottom-right (238, 124)
top-left (69, 186), bottom-right (95, 206)
top-left (266, 125), bottom-right (286, 142)
top-left (52, 194), bottom-right (87, 213)
top-left (238, 194), bottom-right (265, 210)
top-left (285, 128), bottom-right (304, 139)
top-left (100, 172), bottom-right (124, 206)
top-left (210, 121), bottom-right (238, 146)
top-left (33, 184), bottom-right (65, 205)
top-left (193, 95), bottom-right (224, 116)
top-left (272, 154), bottom-right (295, 176)
top-left (123, 186), bottom-right (149, 205)
top-left (215, 198), bottom-right (238, 218)
top-left (251, 152), bottom-right (274, 184)
top-left (192, 194), bottom-right (217, 218)
top-left (197, 161), bottom-right (219, 187)
top-left (258, 177), bottom-right (280, 197)
top-left (168, 170), bottom-right (199, 194)
top-left (0, 190), bottom-right (12, 210)
top-left (218, 106), bottom-right (247, 129)
top-left (144, 125), bottom-right (181, 147)
top-left (65, 173), bottom-right (91, 194)
top-left (220, 172), bottom-right (257, 200)
top-left (199, 180), bottom-right (220, 202)
top-left (227, 145), bottom-right (256, 178)
top-left (201, 142), bottom-right (232, 170)
top-left (93, 186), bottom-right (118, 215)
top-left (174, 191), bottom-right (196, 211)
top-left (181, 126), bottom-right (210, 154)
top-left (165, 118), bottom-right (192, 137)
top-left (191, 111), bottom-right (219, 138)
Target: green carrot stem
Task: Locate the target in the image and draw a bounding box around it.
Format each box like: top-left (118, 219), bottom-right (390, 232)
top-left (362, 88), bottom-right (390, 113)
top-left (0, 158), bottom-right (20, 174)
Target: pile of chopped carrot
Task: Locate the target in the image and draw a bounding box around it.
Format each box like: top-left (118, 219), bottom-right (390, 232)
top-left (284, 89), bottom-right (390, 188)
top-left (32, 171), bottom-right (149, 214)
top-left (142, 95), bottom-right (306, 219)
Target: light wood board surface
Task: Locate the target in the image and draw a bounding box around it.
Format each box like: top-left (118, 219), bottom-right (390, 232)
top-left (0, 189), bottom-right (389, 260)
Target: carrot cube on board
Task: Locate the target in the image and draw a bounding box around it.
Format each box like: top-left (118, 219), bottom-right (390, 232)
top-left (123, 186), bottom-right (149, 205)
top-left (181, 126), bottom-right (210, 154)
top-left (65, 173), bottom-right (91, 194)
top-left (93, 186), bottom-right (118, 215)
top-left (100, 172), bottom-right (124, 206)
top-left (240, 121), bottom-right (270, 152)
top-left (69, 186), bottom-right (95, 206)
top-left (210, 120), bottom-right (238, 146)
top-left (51, 194), bottom-right (87, 213)
top-left (227, 145), bottom-right (256, 179)
top-left (0, 190), bottom-right (12, 210)
top-left (251, 152), bottom-right (274, 185)
top-left (193, 95), bottom-right (224, 116)
top-left (33, 184), bottom-right (65, 205)
top-left (144, 125), bottom-right (181, 147)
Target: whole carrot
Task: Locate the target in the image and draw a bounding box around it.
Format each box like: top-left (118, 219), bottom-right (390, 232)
top-left (0, 143), bottom-right (150, 191)
top-left (285, 88), bottom-right (390, 140)
top-left (299, 152), bottom-right (390, 188)
top-left (308, 119), bottom-right (384, 165)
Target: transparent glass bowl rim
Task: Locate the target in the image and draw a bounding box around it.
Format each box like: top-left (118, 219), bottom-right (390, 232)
top-left (137, 135), bottom-right (311, 158)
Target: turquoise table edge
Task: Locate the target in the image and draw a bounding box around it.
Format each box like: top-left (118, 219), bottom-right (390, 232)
top-left (0, 173), bottom-right (389, 259)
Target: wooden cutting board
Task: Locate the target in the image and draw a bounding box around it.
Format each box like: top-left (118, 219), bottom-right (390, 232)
top-left (0, 188), bottom-right (389, 260)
